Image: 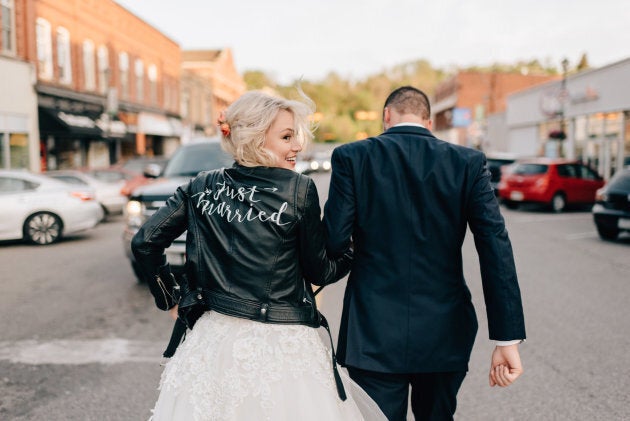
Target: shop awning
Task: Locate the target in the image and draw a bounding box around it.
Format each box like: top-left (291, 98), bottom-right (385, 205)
top-left (137, 112), bottom-right (183, 137)
top-left (39, 107), bottom-right (103, 137)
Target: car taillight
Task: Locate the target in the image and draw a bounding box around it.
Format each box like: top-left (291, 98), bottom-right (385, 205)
top-left (70, 191), bottom-right (95, 201)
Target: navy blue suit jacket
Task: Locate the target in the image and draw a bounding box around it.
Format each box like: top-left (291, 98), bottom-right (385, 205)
top-left (324, 125), bottom-right (526, 373)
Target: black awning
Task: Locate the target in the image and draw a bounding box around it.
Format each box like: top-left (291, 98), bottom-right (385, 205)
top-left (38, 107), bottom-right (103, 137)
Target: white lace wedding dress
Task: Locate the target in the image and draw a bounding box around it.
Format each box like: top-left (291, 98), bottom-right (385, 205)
top-left (150, 311), bottom-right (386, 421)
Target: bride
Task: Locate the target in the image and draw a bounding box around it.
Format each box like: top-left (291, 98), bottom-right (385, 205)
top-left (132, 90), bottom-right (386, 421)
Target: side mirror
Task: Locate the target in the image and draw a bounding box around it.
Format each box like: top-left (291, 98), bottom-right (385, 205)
top-left (143, 163), bottom-right (162, 178)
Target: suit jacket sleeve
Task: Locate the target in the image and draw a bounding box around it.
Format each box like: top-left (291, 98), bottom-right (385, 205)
top-left (466, 154), bottom-right (526, 341)
top-left (324, 147), bottom-right (355, 256)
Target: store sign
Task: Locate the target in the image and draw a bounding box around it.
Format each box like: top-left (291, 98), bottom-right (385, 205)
top-left (58, 112), bottom-right (96, 128)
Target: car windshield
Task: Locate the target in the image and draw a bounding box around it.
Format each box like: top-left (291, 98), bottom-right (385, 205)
top-left (163, 143), bottom-right (233, 177)
top-left (511, 163), bottom-right (548, 175)
top-left (607, 170), bottom-right (630, 191)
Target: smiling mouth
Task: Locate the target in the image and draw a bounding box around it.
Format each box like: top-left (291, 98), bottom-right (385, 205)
top-left (286, 156), bottom-right (297, 163)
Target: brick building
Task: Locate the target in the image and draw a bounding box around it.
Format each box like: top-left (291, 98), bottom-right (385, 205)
top-left (0, 0), bottom-right (40, 171)
top-left (433, 71), bottom-right (558, 151)
top-left (2, 0), bottom-right (184, 170)
top-left (181, 49), bottom-right (246, 140)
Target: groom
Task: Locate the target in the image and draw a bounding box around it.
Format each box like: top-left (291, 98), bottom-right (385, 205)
top-left (324, 86), bottom-right (526, 420)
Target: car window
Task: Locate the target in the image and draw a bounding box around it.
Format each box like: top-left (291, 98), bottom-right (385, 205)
top-left (576, 164), bottom-right (600, 180)
top-left (556, 164), bottom-right (576, 178)
top-left (512, 164), bottom-right (548, 175)
top-left (0, 176), bottom-right (38, 193)
top-left (163, 143), bottom-right (233, 177)
top-left (607, 171), bottom-right (630, 191)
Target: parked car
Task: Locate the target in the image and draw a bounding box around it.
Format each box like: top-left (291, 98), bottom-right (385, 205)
top-left (116, 156), bottom-right (169, 197)
top-left (116, 156), bottom-right (169, 175)
top-left (0, 170), bottom-right (102, 245)
top-left (46, 170), bottom-right (128, 217)
top-left (485, 153), bottom-right (517, 196)
top-left (123, 138), bottom-right (233, 281)
top-left (301, 151), bottom-right (332, 174)
top-left (592, 168), bottom-right (630, 240)
top-left (497, 158), bottom-right (605, 212)
top-left (86, 167), bottom-right (136, 184)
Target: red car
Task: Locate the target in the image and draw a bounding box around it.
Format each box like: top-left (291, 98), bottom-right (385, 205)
top-left (497, 158), bottom-right (605, 212)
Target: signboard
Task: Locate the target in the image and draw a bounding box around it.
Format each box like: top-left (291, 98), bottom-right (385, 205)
top-left (452, 108), bottom-right (472, 127)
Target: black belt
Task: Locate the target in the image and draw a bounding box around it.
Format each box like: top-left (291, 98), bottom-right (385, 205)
top-left (202, 289), bottom-right (319, 325)
top-left (162, 288), bottom-right (347, 401)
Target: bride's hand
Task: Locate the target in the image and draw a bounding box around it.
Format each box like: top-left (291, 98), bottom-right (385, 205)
top-left (169, 305), bottom-right (179, 321)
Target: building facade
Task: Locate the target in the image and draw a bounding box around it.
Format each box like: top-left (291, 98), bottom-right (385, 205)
top-left (19, 0), bottom-right (183, 170)
top-left (181, 49), bottom-right (245, 141)
top-left (505, 58), bottom-right (630, 180)
top-left (432, 71), bottom-right (558, 151)
top-left (0, 0), bottom-right (40, 171)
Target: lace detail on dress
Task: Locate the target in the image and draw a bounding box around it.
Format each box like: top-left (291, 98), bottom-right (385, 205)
top-left (156, 311), bottom-right (338, 421)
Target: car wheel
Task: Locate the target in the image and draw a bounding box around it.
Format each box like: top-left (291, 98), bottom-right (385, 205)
top-left (596, 224), bottom-right (619, 240)
top-left (23, 212), bottom-right (62, 245)
top-left (551, 193), bottom-right (566, 213)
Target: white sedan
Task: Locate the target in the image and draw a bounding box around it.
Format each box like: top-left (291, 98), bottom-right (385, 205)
top-left (0, 170), bottom-right (103, 245)
top-left (46, 169), bottom-right (128, 217)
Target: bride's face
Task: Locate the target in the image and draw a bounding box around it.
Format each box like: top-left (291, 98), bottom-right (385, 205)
top-left (264, 110), bottom-right (302, 170)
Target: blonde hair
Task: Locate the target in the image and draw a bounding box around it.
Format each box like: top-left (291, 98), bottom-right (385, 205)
top-left (220, 90), bottom-right (315, 167)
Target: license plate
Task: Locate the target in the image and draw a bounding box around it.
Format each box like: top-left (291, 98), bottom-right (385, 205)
top-left (618, 218), bottom-right (630, 229)
top-left (510, 191), bottom-right (524, 201)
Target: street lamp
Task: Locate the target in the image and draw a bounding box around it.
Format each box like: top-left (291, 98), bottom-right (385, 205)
top-left (560, 58), bottom-right (569, 138)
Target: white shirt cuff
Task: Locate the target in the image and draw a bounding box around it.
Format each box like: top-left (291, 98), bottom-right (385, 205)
top-left (495, 339), bottom-right (523, 346)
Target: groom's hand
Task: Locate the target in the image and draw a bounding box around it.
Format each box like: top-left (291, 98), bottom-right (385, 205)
top-left (489, 344), bottom-right (523, 387)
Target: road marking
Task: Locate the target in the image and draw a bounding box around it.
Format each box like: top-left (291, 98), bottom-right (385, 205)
top-left (0, 339), bottom-right (164, 365)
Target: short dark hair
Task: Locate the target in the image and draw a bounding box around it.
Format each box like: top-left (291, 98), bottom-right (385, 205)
top-left (384, 86), bottom-right (431, 120)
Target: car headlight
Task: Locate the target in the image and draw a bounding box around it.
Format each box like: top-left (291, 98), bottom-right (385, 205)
top-left (595, 188), bottom-right (608, 202)
top-left (310, 161), bottom-right (320, 170)
top-left (322, 160), bottom-right (331, 170)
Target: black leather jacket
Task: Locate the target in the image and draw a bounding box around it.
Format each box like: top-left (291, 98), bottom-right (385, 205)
top-left (131, 164), bottom-right (352, 326)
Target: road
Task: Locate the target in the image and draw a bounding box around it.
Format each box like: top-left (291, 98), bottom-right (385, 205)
top-left (1, 172), bottom-right (629, 420)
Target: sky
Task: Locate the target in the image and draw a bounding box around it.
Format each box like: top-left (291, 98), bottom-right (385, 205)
top-left (115, 0), bottom-right (630, 84)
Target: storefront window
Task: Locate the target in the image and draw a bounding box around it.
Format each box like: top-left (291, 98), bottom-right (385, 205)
top-left (9, 133), bottom-right (28, 168)
top-left (0, 133), bottom-right (5, 168)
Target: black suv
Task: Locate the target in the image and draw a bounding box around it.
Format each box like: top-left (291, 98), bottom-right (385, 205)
top-left (592, 168), bottom-right (630, 240)
top-left (123, 138), bottom-right (233, 281)
top-left (485, 153), bottom-right (517, 196)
